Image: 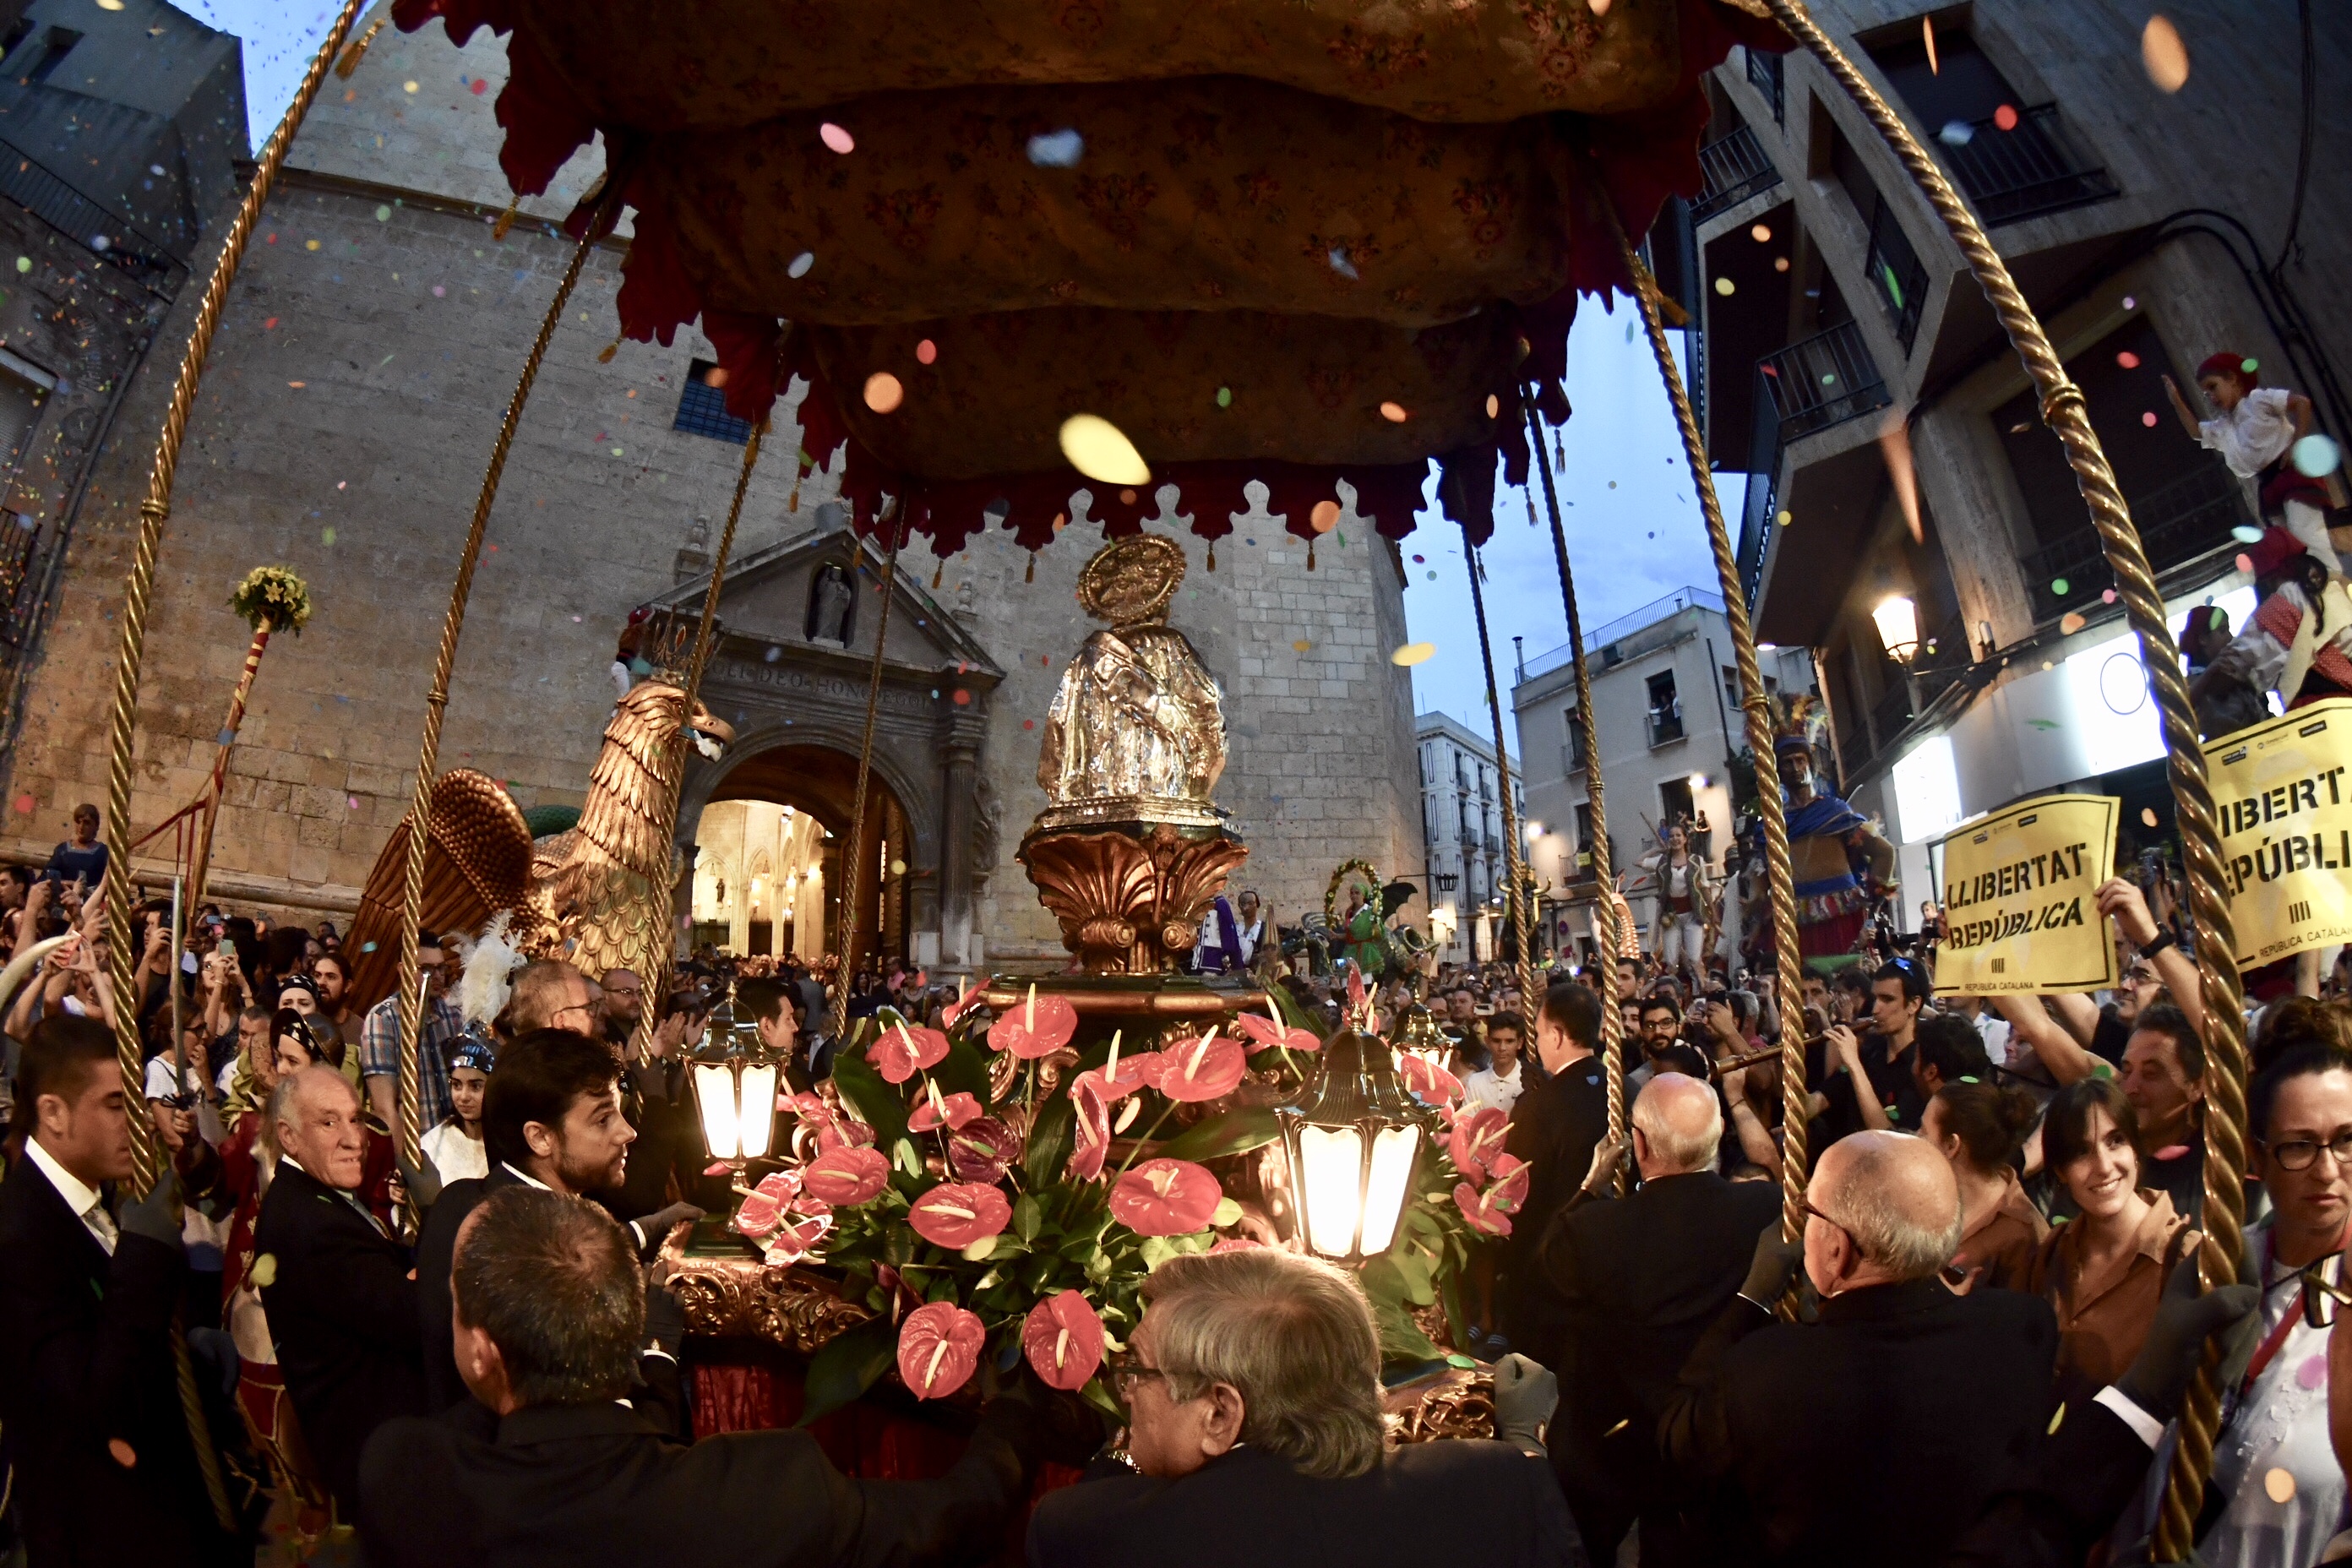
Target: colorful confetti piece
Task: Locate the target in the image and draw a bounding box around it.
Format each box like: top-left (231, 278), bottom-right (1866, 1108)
top-left (1391, 643), bottom-right (1435, 667)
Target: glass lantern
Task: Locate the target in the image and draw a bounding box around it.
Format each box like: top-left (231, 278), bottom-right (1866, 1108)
top-left (1274, 1029), bottom-right (1431, 1265)
top-left (690, 1016), bottom-right (780, 1167)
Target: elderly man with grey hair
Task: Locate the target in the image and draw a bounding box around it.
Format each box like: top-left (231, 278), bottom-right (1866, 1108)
top-left (253, 1065), bottom-right (426, 1516)
top-left (1660, 1130), bottom-right (2059, 1567)
top-left (1533, 1072), bottom-right (1781, 1566)
top-left (1029, 1247), bottom-right (1581, 1568)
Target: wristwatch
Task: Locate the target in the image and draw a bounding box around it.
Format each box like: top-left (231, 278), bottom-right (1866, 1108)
top-left (2137, 928), bottom-right (2177, 960)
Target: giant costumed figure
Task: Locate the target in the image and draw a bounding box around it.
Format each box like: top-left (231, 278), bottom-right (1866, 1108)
top-left (1766, 696), bottom-right (1895, 963)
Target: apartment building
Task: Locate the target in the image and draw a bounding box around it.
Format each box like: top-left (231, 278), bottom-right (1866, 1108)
top-left (1659, 0), bottom-right (2348, 916)
top-left (1511, 587), bottom-right (1818, 967)
top-left (1414, 712), bottom-right (1523, 966)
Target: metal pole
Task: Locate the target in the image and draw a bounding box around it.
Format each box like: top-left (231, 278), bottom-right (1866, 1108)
top-left (1462, 534), bottom-right (1538, 1011)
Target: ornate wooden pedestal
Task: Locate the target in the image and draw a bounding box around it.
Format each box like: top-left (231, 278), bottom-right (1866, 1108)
top-left (1018, 820), bottom-right (1248, 975)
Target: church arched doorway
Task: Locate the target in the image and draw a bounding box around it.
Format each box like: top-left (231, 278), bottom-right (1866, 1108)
top-left (685, 743), bottom-right (913, 972)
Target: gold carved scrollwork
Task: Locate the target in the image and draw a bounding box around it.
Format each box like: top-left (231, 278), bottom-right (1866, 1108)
top-left (662, 1235), bottom-right (875, 1354)
top-left (1386, 1369), bottom-right (1497, 1444)
top-left (1021, 823), bottom-right (1250, 975)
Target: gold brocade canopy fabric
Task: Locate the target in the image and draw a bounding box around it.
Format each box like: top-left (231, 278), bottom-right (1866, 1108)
top-left (392, 0), bottom-right (1787, 553)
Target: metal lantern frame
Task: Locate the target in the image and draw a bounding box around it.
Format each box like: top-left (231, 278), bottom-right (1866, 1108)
top-left (1273, 1029), bottom-right (1435, 1266)
top-left (689, 1018), bottom-right (783, 1168)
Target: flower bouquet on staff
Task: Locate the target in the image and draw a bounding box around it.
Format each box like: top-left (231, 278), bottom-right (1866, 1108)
top-left (719, 977), bottom-right (1502, 1418)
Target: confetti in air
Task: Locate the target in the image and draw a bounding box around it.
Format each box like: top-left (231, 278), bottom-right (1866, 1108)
top-left (1391, 643), bottom-right (1436, 667)
top-left (1059, 414), bottom-right (1150, 485)
top-left (2142, 15), bottom-right (2190, 92)
top-left (1027, 128), bottom-right (1084, 167)
top-left (820, 122), bottom-right (856, 154)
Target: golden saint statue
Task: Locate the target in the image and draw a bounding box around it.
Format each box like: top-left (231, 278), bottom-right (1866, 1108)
top-left (1035, 535), bottom-right (1227, 831)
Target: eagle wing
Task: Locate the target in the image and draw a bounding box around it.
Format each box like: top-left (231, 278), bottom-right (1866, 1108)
top-left (344, 770), bottom-right (537, 1011)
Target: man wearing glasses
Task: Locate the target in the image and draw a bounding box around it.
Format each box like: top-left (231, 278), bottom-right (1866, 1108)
top-left (508, 959), bottom-right (604, 1037)
top-left (1031, 1248), bottom-right (1571, 1568)
top-left (360, 932), bottom-right (468, 1137)
top-left (1660, 1130), bottom-right (2058, 1565)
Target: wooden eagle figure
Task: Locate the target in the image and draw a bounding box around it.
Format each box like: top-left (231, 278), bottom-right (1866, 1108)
top-left (344, 678), bottom-right (734, 1010)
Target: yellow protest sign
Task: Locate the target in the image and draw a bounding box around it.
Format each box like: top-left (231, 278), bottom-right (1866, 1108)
top-left (2205, 698), bottom-right (2352, 966)
top-left (1936, 793), bottom-right (2118, 994)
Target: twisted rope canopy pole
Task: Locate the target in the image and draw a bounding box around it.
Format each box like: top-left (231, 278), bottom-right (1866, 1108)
top-left (1757, 5), bottom-right (2249, 1538)
top-left (1524, 401), bottom-right (1626, 1192)
top-left (1589, 185), bottom-right (1813, 1260)
top-left (829, 510), bottom-right (906, 1037)
top-left (393, 183), bottom-right (629, 1184)
top-left (94, 0), bottom-right (369, 1530)
top-left (630, 407), bottom-right (769, 1060)
top-left (1462, 532), bottom-right (1539, 1010)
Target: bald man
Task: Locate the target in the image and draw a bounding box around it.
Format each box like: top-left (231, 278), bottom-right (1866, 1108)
top-left (1533, 1074), bottom-right (1780, 1567)
top-left (254, 1066), bottom-right (427, 1515)
top-left (1660, 1131), bottom-right (2058, 1567)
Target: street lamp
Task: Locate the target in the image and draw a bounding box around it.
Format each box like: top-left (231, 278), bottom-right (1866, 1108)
top-left (1275, 1030), bottom-right (1428, 1264)
top-left (1871, 594), bottom-right (1921, 664)
top-left (690, 1017), bottom-right (781, 1167)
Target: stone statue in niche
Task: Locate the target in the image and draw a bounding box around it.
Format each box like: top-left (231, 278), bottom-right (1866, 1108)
top-left (808, 562), bottom-right (856, 645)
top-left (972, 774), bottom-right (1002, 884)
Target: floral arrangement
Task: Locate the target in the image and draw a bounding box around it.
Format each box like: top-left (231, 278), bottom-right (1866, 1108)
top-left (227, 564), bottom-right (313, 635)
top-left (727, 979), bottom-right (1516, 1419)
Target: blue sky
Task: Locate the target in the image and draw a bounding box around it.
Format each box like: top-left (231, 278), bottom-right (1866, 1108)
top-left (200, 3), bottom-right (1732, 749)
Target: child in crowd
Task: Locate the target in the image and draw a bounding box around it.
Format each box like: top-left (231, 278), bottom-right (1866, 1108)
top-left (422, 1036), bottom-right (494, 1183)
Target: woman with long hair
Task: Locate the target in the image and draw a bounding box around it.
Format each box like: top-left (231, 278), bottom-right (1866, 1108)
top-left (2024, 1077), bottom-right (2198, 1387)
top-left (1920, 1081), bottom-right (2045, 1293)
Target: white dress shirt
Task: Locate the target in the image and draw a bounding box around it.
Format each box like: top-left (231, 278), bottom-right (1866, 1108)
top-left (24, 1135), bottom-right (115, 1255)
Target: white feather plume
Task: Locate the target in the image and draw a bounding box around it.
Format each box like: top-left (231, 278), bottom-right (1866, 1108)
top-left (456, 912), bottom-right (523, 1030)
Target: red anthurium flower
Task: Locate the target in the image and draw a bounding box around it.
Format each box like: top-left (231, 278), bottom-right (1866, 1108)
top-left (1400, 1052), bottom-right (1464, 1107)
top-left (988, 987), bottom-right (1079, 1059)
top-left (1455, 1156), bottom-right (1531, 1237)
top-left (1233, 1011), bottom-right (1322, 1054)
top-left (1076, 1048), bottom-right (1162, 1103)
top-left (872, 1021), bottom-right (950, 1085)
top-left (941, 978), bottom-right (983, 1028)
top-left (816, 1113), bottom-right (877, 1154)
top-left (908, 1181), bottom-right (1012, 1250)
top-left (1069, 1075), bottom-right (1112, 1181)
top-left (1022, 1291), bottom-right (1107, 1391)
top-left (803, 1145), bottom-right (889, 1206)
top-left (1109, 1159), bottom-right (1222, 1237)
top-left (1447, 1106), bottom-right (1510, 1184)
top-left (761, 1211), bottom-right (832, 1266)
top-left (1153, 1032), bottom-right (1246, 1102)
top-left (1208, 1236), bottom-right (1265, 1255)
top-left (897, 1300), bottom-right (985, 1401)
top-left (908, 1087), bottom-right (983, 1133)
top-left (946, 1117), bottom-right (1017, 1184)
top-left (734, 1168), bottom-right (799, 1239)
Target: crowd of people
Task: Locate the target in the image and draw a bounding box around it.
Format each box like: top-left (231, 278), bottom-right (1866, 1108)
top-left (1, 799), bottom-right (2349, 1568)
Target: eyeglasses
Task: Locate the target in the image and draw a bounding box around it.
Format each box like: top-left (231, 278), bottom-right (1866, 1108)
top-left (1803, 1197), bottom-right (1870, 1260)
top-left (1105, 1353), bottom-right (1168, 1402)
top-left (2125, 966), bottom-right (2159, 986)
top-left (2264, 1130), bottom-right (2352, 1172)
top-left (550, 1000), bottom-right (600, 1029)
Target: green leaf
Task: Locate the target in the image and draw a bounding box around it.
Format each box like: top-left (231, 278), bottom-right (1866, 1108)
top-left (831, 1046), bottom-right (909, 1150)
top-left (797, 1320), bottom-right (897, 1427)
top-left (1211, 1196), bottom-right (1243, 1227)
top-left (1358, 1255), bottom-right (1407, 1308)
top-left (1138, 1235), bottom-right (1178, 1271)
top-left (1080, 1376), bottom-right (1126, 1424)
top-left (933, 1032), bottom-right (994, 1102)
top-left (1266, 983), bottom-right (1332, 1045)
top-left (1025, 1087), bottom-right (1075, 1185)
top-left (892, 1139), bottom-right (924, 1178)
top-left (1154, 1106), bottom-right (1280, 1163)
top-left (1392, 1250), bottom-right (1435, 1307)
top-left (1013, 1194), bottom-right (1043, 1243)
top-left (1371, 1295), bottom-right (1440, 1364)
top-left (1439, 1269), bottom-right (1470, 1353)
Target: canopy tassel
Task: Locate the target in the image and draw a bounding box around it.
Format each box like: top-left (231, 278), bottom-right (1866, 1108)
top-left (1025, 550), bottom-right (1037, 583)
top-left (931, 560), bottom-right (943, 589)
top-left (1306, 537), bottom-right (1316, 571)
top-left (596, 333), bottom-right (623, 365)
top-left (1206, 540), bottom-right (1217, 572)
top-left (492, 196), bottom-right (520, 242)
top-left (332, 14), bottom-right (386, 78)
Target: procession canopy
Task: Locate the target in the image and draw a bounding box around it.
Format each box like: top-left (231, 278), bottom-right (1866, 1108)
top-left (394, 0), bottom-right (1785, 553)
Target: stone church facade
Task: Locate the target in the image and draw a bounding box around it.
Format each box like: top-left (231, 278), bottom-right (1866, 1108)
top-left (0, 20), bottom-right (1424, 972)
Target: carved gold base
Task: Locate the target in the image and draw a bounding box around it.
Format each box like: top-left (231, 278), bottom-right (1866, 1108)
top-left (1019, 821), bottom-right (1248, 975)
top-left (660, 1221), bottom-right (874, 1353)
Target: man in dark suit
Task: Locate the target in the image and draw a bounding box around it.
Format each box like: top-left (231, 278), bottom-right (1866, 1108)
top-left (415, 1028), bottom-right (695, 1412)
top-left (1662, 1130), bottom-right (2060, 1567)
top-left (0, 1015), bottom-right (237, 1566)
top-left (254, 1064), bottom-right (427, 1516)
top-left (1538, 1071), bottom-right (1781, 1566)
top-left (1500, 980), bottom-right (1609, 1364)
top-left (362, 1184), bottom-right (1052, 1567)
top-left (1031, 1247), bottom-right (1575, 1568)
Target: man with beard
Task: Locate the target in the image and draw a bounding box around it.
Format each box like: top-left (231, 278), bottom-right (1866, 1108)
top-left (412, 1029), bottom-right (689, 1414)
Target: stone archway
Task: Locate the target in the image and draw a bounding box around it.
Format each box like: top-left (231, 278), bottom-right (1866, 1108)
top-left (656, 522), bottom-right (1006, 976)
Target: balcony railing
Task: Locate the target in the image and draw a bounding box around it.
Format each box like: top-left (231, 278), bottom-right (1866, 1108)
top-left (1865, 198), bottom-right (1928, 354)
top-left (1648, 703), bottom-right (1685, 748)
top-left (1746, 46), bottom-right (1784, 124)
top-left (1758, 319), bottom-right (1893, 444)
top-left (1940, 103), bottom-right (2118, 227)
top-left (2021, 464), bottom-right (2254, 619)
top-left (1695, 125), bottom-right (1783, 221)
